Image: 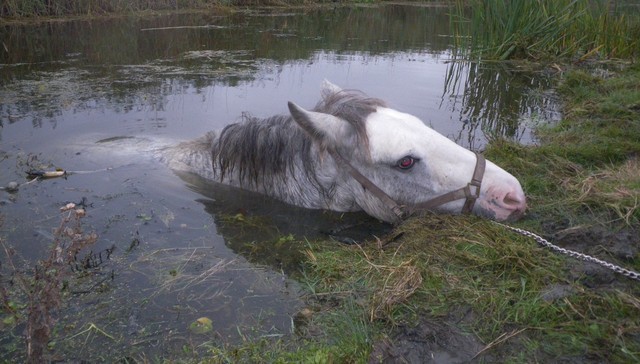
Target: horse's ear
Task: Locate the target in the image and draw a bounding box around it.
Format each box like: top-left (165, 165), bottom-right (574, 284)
top-left (321, 79), bottom-right (342, 100)
top-left (288, 101), bottom-right (348, 147)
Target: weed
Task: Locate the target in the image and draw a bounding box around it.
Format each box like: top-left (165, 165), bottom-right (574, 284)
top-left (0, 204), bottom-right (98, 363)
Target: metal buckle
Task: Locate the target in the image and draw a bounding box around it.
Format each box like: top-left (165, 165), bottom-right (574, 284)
top-left (466, 180), bottom-right (481, 199)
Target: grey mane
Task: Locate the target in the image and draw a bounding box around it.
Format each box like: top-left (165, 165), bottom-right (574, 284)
top-left (212, 114), bottom-right (315, 188)
top-left (211, 89), bottom-right (387, 190)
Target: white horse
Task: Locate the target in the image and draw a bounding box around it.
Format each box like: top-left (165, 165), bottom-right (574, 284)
top-left (164, 81), bottom-right (526, 223)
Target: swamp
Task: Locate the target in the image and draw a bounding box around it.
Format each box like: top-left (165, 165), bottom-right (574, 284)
top-left (1, 1), bottom-right (639, 362)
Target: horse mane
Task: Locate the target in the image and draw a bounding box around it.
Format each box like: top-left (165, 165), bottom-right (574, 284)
top-left (211, 88), bottom-right (387, 189)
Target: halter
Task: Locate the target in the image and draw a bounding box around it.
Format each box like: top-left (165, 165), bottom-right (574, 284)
top-left (328, 149), bottom-right (486, 221)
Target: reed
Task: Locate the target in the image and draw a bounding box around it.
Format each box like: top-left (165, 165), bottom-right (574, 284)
top-left (452, 0), bottom-right (640, 61)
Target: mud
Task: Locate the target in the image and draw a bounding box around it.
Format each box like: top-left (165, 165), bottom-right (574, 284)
top-left (368, 222), bottom-right (640, 363)
top-left (545, 222), bottom-right (639, 287)
top-left (369, 317), bottom-right (483, 363)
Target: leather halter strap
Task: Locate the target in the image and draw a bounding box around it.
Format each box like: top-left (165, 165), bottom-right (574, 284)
top-left (406, 152), bottom-right (486, 215)
top-left (328, 149), bottom-right (486, 221)
top-left (328, 149), bottom-right (406, 219)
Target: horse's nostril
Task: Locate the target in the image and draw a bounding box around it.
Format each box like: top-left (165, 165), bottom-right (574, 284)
top-left (503, 191), bottom-right (527, 210)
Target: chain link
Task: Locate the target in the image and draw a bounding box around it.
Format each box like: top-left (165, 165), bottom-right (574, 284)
top-left (493, 222), bottom-right (640, 282)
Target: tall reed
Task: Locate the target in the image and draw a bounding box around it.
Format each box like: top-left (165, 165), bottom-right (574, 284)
top-left (452, 0), bottom-right (640, 61)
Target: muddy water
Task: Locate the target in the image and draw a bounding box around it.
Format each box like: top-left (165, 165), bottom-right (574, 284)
top-left (0, 4), bottom-right (559, 361)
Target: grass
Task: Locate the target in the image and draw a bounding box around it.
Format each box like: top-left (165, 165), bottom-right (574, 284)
top-left (487, 64), bottom-right (640, 226)
top-left (452, 0), bottom-right (640, 61)
top-left (192, 63), bottom-right (640, 362)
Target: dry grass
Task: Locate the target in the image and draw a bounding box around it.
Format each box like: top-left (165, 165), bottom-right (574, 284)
top-left (563, 157), bottom-right (640, 224)
top-left (369, 260), bottom-right (422, 321)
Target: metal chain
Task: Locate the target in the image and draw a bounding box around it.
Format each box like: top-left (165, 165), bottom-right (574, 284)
top-left (493, 222), bottom-right (640, 282)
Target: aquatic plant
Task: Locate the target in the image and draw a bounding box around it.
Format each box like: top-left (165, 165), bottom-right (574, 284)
top-left (452, 0), bottom-right (640, 61)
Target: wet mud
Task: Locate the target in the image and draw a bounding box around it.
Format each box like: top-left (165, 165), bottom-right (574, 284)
top-left (368, 222), bottom-right (640, 363)
top-left (546, 223), bottom-right (640, 287)
top-left (369, 317), bottom-right (483, 363)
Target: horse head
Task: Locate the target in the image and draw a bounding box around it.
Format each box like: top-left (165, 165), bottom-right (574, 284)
top-left (288, 81), bottom-right (527, 223)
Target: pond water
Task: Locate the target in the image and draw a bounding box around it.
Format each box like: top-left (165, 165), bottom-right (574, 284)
top-left (0, 4), bottom-right (560, 361)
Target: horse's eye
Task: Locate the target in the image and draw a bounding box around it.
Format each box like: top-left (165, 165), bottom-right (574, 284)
top-left (396, 156), bottom-right (416, 170)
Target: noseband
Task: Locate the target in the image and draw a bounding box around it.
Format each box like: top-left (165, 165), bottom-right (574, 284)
top-left (328, 149), bottom-right (486, 221)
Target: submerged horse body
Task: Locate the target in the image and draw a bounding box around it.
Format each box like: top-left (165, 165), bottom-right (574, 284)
top-left (164, 81), bottom-right (526, 223)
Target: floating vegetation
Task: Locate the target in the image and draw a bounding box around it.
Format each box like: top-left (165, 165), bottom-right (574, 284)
top-left (189, 316), bottom-right (213, 335)
top-left (70, 245), bottom-right (115, 272)
top-left (2, 3), bottom-right (639, 362)
top-left (129, 247), bottom-right (236, 301)
top-left (0, 50), bottom-right (269, 127)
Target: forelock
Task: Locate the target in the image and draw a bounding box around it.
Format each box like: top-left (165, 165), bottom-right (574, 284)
top-left (312, 89), bottom-right (387, 151)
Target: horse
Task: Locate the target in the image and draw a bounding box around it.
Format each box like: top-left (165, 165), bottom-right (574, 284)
top-left (163, 81), bottom-right (526, 224)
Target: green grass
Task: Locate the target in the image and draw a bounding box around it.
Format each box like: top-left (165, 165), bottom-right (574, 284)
top-left (452, 0), bottom-right (640, 61)
top-left (487, 64), bottom-right (640, 225)
top-left (3, 63), bottom-right (636, 364)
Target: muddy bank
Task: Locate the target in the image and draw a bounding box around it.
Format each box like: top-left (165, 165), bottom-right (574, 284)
top-left (368, 223), bottom-right (640, 363)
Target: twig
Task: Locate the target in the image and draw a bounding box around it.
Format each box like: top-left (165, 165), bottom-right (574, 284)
top-left (140, 25), bottom-right (224, 31)
top-left (0, 239), bottom-right (30, 292)
top-left (472, 328), bottom-right (527, 359)
top-left (64, 322), bottom-right (116, 342)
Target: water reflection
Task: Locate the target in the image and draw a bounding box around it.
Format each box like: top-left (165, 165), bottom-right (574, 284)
top-left (443, 60), bottom-right (561, 148)
top-left (175, 170), bottom-right (392, 274)
top-left (0, 5), bottom-right (453, 65)
top-left (0, 5), bottom-right (559, 148)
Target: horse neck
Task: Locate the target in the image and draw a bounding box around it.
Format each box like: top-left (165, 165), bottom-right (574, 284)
top-left (212, 115), bottom-right (340, 206)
